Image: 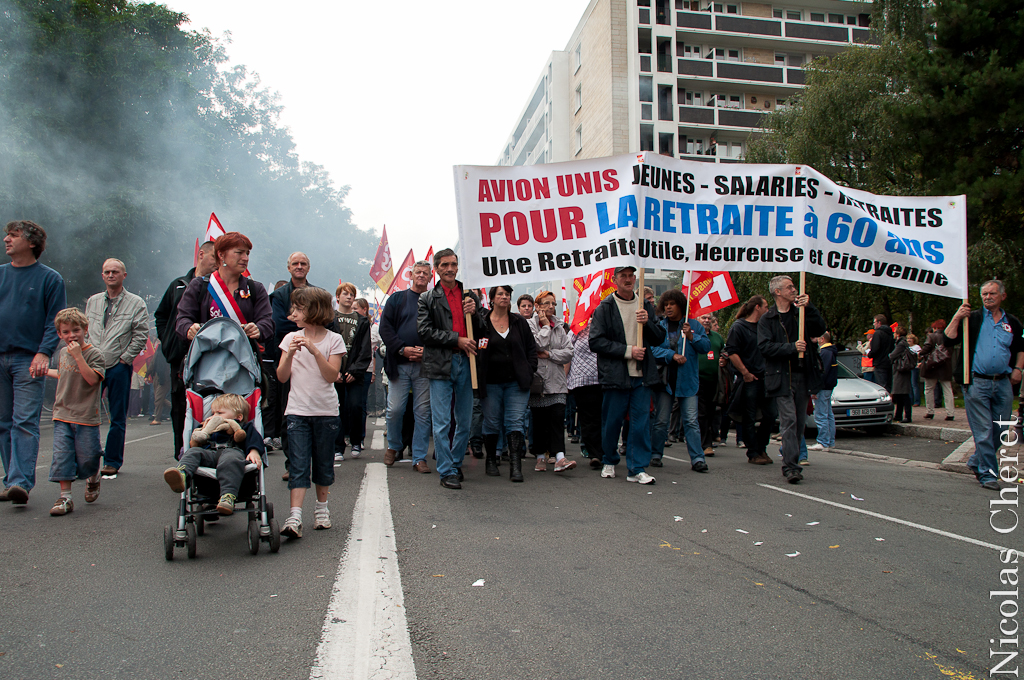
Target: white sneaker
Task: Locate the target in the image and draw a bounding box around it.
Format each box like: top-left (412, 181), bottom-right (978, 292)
top-left (601, 464), bottom-right (616, 478)
top-left (282, 517), bottom-right (303, 539)
top-left (314, 506), bottom-right (331, 530)
top-left (627, 472), bottom-right (656, 484)
top-left (334, 452), bottom-right (345, 463)
top-left (350, 445), bottom-right (362, 459)
top-left (807, 443), bottom-right (827, 451)
top-left (272, 437), bottom-right (283, 449)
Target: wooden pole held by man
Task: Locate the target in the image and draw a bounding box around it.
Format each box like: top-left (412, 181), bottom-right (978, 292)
top-left (637, 268), bottom-right (646, 348)
top-left (962, 297), bottom-right (970, 385)
top-left (797, 271), bottom-right (806, 359)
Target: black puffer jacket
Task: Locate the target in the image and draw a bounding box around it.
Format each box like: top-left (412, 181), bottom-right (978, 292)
top-left (757, 303), bottom-right (826, 398)
top-left (588, 292), bottom-right (666, 389)
top-left (417, 281), bottom-right (483, 381)
top-left (154, 267), bottom-right (197, 370)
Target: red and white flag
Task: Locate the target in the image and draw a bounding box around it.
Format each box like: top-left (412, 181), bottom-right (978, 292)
top-left (386, 249), bottom-right (416, 295)
top-left (424, 246), bottom-right (435, 287)
top-left (680, 271), bottom-right (739, 317)
top-left (205, 212), bottom-right (226, 242)
top-left (369, 227), bottom-right (395, 294)
top-left (570, 268), bottom-right (616, 334)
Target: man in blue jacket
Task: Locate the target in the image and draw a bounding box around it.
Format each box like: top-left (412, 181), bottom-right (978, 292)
top-left (0, 221), bottom-right (67, 505)
top-left (589, 266), bottom-right (666, 485)
top-left (652, 290), bottom-right (710, 471)
top-left (808, 331), bottom-right (838, 452)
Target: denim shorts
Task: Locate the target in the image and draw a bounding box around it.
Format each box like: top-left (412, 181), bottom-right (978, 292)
top-left (286, 415), bottom-right (339, 489)
top-left (49, 420), bottom-right (102, 482)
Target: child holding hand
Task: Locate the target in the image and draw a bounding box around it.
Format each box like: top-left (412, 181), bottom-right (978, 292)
top-left (276, 287), bottom-right (346, 538)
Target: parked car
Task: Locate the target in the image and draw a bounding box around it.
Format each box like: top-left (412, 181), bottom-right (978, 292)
top-left (822, 361), bottom-right (895, 432)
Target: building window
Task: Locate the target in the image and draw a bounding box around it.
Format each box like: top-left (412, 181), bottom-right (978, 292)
top-left (684, 90), bottom-right (704, 106)
top-left (640, 125), bottom-right (655, 152)
top-left (726, 4), bottom-right (738, 13)
top-left (680, 43), bottom-right (700, 59)
top-left (659, 132), bottom-right (675, 156)
top-left (728, 94), bottom-right (741, 108)
top-left (656, 0), bottom-right (670, 24)
top-left (657, 37), bottom-right (673, 72)
top-left (713, 3), bottom-right (722, 11)
top-left (677, 0), bottom-right (701, 9)
top-left (575, 84), bottom-right (582, 113)
top-left (574, 125), bottom-right (582, 155)
top-left (728, 49), bottom-right (740, 61)
top-left (642, 103), bottom-right (653, 120)
top-left (574, 42), bottom-right (582, 72)
top-left (640, 75), bottom-right (654, 102)
top-left (776, 98), bottom-right (789, 110)
top-left (641, 55), bottom-right (652, 72)
top-left (658, 84), bottom-right (674, 120)
top-left (828, 13), bottom-right (844, 23)
top-left (776, 53), bottom-right (805, 67)
top-left (640, 7), bottom-right (651, 23)
top-left (810, 12), bottom-right (825, 22)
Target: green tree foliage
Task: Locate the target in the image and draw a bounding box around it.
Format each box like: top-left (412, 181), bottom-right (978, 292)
top-left (745, 0), bottom-right (1024, 333)
top-left (0, 0), bottom-right (376, 305)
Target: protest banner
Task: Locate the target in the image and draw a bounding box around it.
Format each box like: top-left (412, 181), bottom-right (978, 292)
top-left (453, 153), bottom-right (968, 299)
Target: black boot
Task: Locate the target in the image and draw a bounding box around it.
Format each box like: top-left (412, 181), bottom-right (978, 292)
top-left (484, 434), bottom-right (500, 476)
top-left (508, 431), bottom-right (525, 483)
top-left (470, 440), bottom-right (484, 459)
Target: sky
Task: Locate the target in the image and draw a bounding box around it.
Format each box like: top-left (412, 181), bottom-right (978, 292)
top-left (165, 0), bottom-right (593, 273)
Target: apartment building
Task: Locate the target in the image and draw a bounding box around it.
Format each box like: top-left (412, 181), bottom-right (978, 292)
top-left (495, 0), bottom-right (871, 300)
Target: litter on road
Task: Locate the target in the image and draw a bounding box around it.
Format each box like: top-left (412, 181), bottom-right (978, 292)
top-left (472, 579), bottom-right (485, 587)
top-left (736, 529), bottom-right (749, 534)
top-left (786, 551), bottom-right (800, 557)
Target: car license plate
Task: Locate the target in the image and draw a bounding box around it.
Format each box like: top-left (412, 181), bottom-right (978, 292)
top-left (847, 408), bottom-right (876, 416)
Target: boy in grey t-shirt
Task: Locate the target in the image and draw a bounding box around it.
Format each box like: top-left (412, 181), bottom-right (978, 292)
top-left (45, 308), bottom-right (106, 516)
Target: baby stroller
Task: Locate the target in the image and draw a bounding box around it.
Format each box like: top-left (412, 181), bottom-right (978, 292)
top-left (163, 317), bottom-right (280, 559)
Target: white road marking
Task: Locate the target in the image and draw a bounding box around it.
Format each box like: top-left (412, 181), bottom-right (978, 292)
top-left (758, 483), bottom-right (1016, 554)
top-left (370, 430), bottom-right (385, 451)
top-left (309, 463), bottom-right (416, 680)
top-left (375, 417), bottom-right (385, 427)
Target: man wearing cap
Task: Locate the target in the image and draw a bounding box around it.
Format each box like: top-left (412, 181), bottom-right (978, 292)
top-left (943, 280), bottom-right (1024, 491)
top-left (868, 315), bottom-right (894, 393)
top-left (589, 266), bottom-right (666, 485)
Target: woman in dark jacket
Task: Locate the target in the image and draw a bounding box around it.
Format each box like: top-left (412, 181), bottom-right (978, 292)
top-left (175, 232), bottom-right (274, 347)
top-left (919, 320), bottom-right (954, 420)
top-left (888, 325), bottom-right (913, 422)
top-left (476, 285), bottom-right (538, 482)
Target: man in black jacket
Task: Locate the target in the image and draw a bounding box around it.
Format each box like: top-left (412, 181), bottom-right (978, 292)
top-left (266, 252), bottom-right (312, 472)
top-left (758, 275), bottom-right (826, 484)
top-left (153, 241), bottom-right (217, 457)
top-left (868, 314), bottom-right (894, 393)
top-left (943, 279), bottom-right (1024, 490)
top-left (417, 249), bottom-right (483, 490)
top-left (589, 266), bottom-right (666, 485)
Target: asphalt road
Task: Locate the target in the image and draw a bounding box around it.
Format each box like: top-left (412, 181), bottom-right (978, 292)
top-left (1, 418), bottom-right (1014, 680)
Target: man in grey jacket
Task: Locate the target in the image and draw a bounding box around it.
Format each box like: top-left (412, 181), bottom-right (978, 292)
top-left (589, 266), bottom-right (666, 485)
top-left (85, 258), bottom-right (150, 475)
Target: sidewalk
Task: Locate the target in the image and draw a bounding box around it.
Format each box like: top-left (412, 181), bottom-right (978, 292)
top-left (844, 407), bottom-right (975, 474)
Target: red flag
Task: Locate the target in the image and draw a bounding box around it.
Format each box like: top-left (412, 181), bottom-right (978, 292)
top-left (570, 268), bottom-right (616, 334)
top-left (424, 246), bottom-right (435, 287)
top-left (561, 281), bottom-right (569, 323)
top-left (192, 237), bottom-right (200, 268)
top-left (386, 249), bottom-right (416, 295)
top-left (680, 271), bottom-right (739, 316)
top-left (205, 212), bottom-right (226, 243)
top-left (369, 227), bottom-right (395, 293)
top-left (133, 338), bottom-right (157, 375)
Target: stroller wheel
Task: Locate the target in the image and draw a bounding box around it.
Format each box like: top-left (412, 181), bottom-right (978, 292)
top-left (186, 523), bottom-right (198, 559)
top-left (247, 520), bottom-right (260, 555)
top-left (269, 518), bottom-right (281, 553)
top-left (266, 502), bottom-right (274, 520)
top-left (163, 525), bottom-right (175, 561)
top-left (196, 516), bottom-right (205, 536)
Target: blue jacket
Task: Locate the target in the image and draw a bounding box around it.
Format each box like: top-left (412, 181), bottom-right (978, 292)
top-left (652, 317), bottom-right (710, 398)
top-left (0, 261), bottom-right (66, 357)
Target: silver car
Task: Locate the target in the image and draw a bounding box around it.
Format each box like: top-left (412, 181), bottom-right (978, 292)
top-left (828, 361), bottom-right (894, 431)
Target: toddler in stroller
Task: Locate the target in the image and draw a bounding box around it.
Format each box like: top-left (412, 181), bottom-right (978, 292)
top-left (163, 393), bottom-right (263, 514)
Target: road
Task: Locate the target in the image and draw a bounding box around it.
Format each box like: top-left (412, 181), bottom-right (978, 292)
top-left (0, 418), bottom-right (1014, 679)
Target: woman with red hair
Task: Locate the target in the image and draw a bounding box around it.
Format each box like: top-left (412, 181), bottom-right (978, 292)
top-left (175, 232), bottom-right (274, 344)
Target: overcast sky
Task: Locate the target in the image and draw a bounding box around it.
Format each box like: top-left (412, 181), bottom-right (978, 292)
top-left (166, 0), bottom-right (592, 272)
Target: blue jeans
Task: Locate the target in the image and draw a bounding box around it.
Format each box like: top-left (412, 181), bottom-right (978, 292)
top-left (286, 414), bottom-right (339, 489)
top-left (49, 421), bottom-right (102, 482)
top-left (385, 362), bottom-right (431, 463)
top-left (653, 392), bottom-right (703, 464)
top-left (601, 378), bottom-right (653, 476)
top-left (482, 382), bottom-right (530, 436)
top-left (429, 354), bottom-right (474, 479)
top-left (798, 435), bottom-right (808, 462)
top-left (963, 377), bottom-right (1014, 485)
top-left (0, 351), bottom-right (45, 491)
top-left (813, 389), bottom-right (835, 447)
top-left (102, 361), bottom-right (132, 470)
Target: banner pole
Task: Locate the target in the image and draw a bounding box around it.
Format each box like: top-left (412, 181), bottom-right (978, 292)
top-left (798, 271), bottom-right (806, 359)
top-left (637, 268), bottom-right (645, 349)
top-left (962, 298), bottom-right (970, 385)
top-left (465, 307), bottom-right (478, 390)
top-left (681, 270), bottom-right (691, 355)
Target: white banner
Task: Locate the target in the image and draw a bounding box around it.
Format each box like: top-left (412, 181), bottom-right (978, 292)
top-left (454, 153), bottom-right (968, 299)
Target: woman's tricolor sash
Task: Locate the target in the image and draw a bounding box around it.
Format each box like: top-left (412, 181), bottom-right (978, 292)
top-left (208, 270), bottom-right (248, 326)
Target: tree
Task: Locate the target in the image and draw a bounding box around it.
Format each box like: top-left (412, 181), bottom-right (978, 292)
top-left (0, 0), bottom-right (377, 305)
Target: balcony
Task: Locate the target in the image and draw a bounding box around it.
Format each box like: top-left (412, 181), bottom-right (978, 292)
top-left (677, 105), bottom-right (766, 129)
top-left (784, 21), bottom-right (851, 43)
top-left (787, 68), bottom-right (806, 85)
top-left (718, 62), bottom-right (783, 83)
top-left (714, 15), bottom-right (781, 37)
top-left (676, 11), bottom-right (712, 30)
top-left (677, 59), bottom-right (714, 77)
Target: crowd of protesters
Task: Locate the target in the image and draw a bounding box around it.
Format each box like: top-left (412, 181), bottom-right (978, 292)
top-left (3, 222), bottom-right (1023, 523)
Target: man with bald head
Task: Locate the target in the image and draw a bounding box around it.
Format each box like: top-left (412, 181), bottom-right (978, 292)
top-left (266, 252), bottom-right (313, 474)
top-left (85, 258), bottom-right (150, 475)
top-left (155, 241), bottom-right (218, 457)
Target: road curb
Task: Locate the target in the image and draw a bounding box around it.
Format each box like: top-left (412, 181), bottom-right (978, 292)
top-left (825, 447), bottom-right (947, 471)
top-left (886, 422), bottom-right (972, 442)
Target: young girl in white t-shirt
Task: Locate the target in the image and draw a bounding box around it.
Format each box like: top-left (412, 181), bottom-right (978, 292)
top-left (276, 287), bottom-right (347, 538)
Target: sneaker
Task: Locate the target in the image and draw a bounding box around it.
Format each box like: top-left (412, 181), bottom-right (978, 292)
top-left (626, 472), bottom-right (656, 484)
top-left (691, 461), bottom-right (709, 473)
top-left (350, 445), bottom-right (362, 459)
top-left (807, 443), bottom-right (827, 451)
top-left (272, 437), bottom-right (283, 449)
top-left (334, 452), bottom-right (345, 463)
top-left (101, 465), bottom-right (118, 476)
top-left (263, 436), bottom-right (275, 450)
top-left (50, 496), bottom-right (73, 516)
top-left (945, 415), bottom-right (955, 421)
top-left (84, 473), bottom-right (101, 503)
top-left (217, 493), bottom-right (236, 515)
top-left (601, 464), bottom-right (616, 478)
top-left (554, 457), bottom-right (577, 472)
top-left (314, 506), bottom-right (331, 530)
top-left (923, 413), bottom-right (934, 420)
top-left (799, 460), bottom-right (811, 466)
top-left (282, 516), bottom-right (303, 538)
top-left (163, 467), bottom-right (186, 493)
top-left (703, 446), bottom-right (714, 457)
top-left (590, 458), bottom-right (602, 470)
top-left (7, 485), bottom-right (29, 505)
